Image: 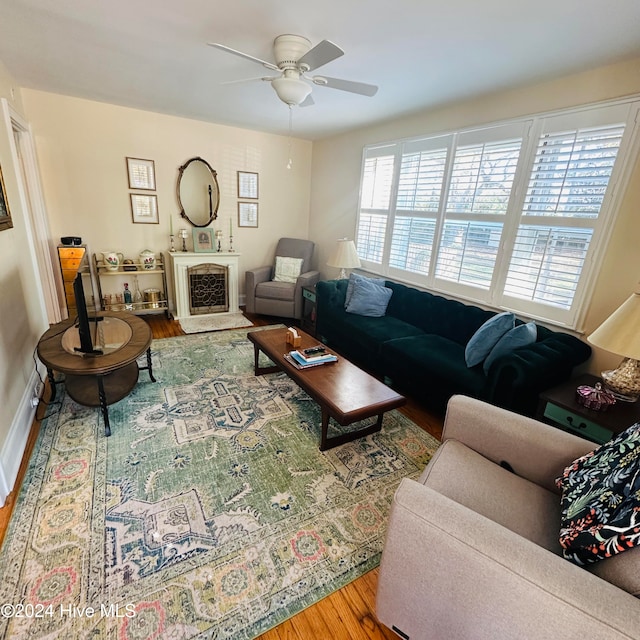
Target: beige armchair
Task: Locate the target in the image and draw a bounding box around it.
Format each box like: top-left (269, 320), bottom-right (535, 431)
top-left (376, 395), bottom-right (640, 640)
top-left (245, 238), bottom-right (319, 320)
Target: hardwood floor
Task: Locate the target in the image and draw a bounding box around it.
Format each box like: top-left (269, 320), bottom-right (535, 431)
top-left (2, 311), bottom-right (443, 640)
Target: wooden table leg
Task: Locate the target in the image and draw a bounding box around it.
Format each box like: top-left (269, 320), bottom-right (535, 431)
top-left (253, 343), bottom-right (279, 376)
top-left (319, 410), bottom-right (384, 451)
top-left (47, 367), bottom-right (57, 402)
top-left (140, 347), bottom-right (156, 382)
top-left (96, 376), bottom-right (111, 437)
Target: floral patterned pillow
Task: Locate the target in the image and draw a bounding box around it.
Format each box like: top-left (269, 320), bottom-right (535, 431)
top-left (556, 423), bottom-right (640, 566)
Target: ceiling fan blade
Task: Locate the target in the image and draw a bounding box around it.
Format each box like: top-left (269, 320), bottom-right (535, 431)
top-left (207, 42), bottom-right (279, 71)
top-left (220, 76), bottom-right (278, 86)
top-left (299, 94), bottom-right (315, 107)
top-left (297, 40), bottom-right (344, 72)
top-left (312, 75), bottom-right (378, 97)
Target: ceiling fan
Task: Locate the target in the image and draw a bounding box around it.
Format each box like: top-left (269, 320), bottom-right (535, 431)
top-left (208, 34), bottom-right (378, 107)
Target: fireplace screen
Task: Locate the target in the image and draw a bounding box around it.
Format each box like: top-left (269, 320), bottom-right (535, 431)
top-left (188, 263), bottom-right (229, 315)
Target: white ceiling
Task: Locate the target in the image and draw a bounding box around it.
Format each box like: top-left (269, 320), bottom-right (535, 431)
top-left (1, 0), bottom-right (640, 140)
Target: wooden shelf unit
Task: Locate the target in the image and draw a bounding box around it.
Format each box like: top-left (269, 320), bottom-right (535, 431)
top-left (93, 253), bottom-right (169, 315)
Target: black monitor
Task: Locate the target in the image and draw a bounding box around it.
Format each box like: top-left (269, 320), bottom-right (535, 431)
top-left (72, 254), bottom-right (102, 355)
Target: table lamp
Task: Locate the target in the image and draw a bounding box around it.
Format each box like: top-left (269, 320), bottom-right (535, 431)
top-left (327, 238), bottom-right (361, 279)
top-left (587, 286), bottom-right (640, 401)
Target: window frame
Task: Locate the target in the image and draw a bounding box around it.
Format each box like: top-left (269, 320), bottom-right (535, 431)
top-left (354, 97), bottom-right (640, 330)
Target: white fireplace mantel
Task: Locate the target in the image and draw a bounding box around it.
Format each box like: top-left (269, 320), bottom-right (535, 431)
top-left (167, 252), bottom-right (240, 321)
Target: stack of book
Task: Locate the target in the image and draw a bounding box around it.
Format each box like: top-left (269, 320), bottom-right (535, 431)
top-left (285, 348), bottom-right (338, 369)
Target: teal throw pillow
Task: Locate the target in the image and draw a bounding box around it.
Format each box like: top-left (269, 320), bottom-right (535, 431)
top-left (465, 311), bottom-right (516, 367)
top-left (483, 321), bottom-right (537, 374)
top-left (345, 277), bottom-right (392, 317)
top-left (345, 273), bottom-right (386, 307)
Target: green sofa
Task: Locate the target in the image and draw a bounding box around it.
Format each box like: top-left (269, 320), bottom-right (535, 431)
top-left (315, 279), bottom-right (592, 416)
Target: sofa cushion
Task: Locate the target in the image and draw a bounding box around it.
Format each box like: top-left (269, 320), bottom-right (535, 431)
top-left (382, 335), bottom-right (487, 398)
top-left (465, 311), bottom-right (516, 367)
top-left (273, 256), bottom-right (303, 283)
top-left (345, 277), bottom-right (392, 317)
top-left (345, 273), bottom-right (386, 306)
top-left (420, 439), bottom-right (563, 553)
top-left (255, 280), bottom-right (295, 301)
top-left (332, 312), bottom-right (424, 346)
top-left (385, 281), bottom-right (496, 345)
top-left (556, 423), bottom-right (640, 567)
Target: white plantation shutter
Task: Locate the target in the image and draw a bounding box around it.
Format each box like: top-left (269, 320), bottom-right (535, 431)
top-left (356, 212), bottom-right (388, 263)
top-left (503, 117), bottom-right (626, 319)
top-left (396, 148), bottom-right (447, 211)
top-left (446, 139), bottom-right (522, 215)
top-left (390, 144), bottom-right (448, 274)
top-left (361, 154), bottom-right (394, 210)
top-left (357, 149), bottom-right (395, 263)
top-left (435, 136), bottom-right (522, 289)
top-left (505, 226), bottom-right (593, 307)
top-left (389, 217), bottom-right (436, 274)
top-left (354, 99), bottom-right (638, 327)
top-left (521, 125), bottom-right (624, 218)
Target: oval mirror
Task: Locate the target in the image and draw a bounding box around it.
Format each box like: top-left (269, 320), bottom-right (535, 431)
top-left (176, 157), bottom-right (220, 227)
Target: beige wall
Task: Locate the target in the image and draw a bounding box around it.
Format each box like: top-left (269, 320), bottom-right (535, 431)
top-left (310, 56), bottom-right (640, 376)
top-left (0, 60), bottom-right (48, 474)
top-left (21, 90), bottom-right (313, 309)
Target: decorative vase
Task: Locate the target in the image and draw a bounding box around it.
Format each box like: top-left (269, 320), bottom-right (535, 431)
top-left (102, 251), bottom-right (123, 271)
top-left (139, 249), bottom-right (156, 270)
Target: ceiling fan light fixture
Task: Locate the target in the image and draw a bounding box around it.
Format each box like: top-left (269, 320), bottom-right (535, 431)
top-left (271, 77), bottom-right (312, 106)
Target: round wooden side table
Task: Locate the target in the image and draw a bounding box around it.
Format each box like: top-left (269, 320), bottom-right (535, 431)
top-left (36, 311), bottom-right (155, 436)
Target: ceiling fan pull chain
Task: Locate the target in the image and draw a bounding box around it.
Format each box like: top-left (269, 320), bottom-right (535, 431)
top-left (287, 106), bottom-right (293, 170)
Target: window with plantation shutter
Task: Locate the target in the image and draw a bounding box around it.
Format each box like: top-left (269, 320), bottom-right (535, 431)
top-left (354, 99), bottom-right (639, 328)
top-left (435, 136), bottom-right (522, 289)
top-left (502, 116), bottom-right (628, 322)
top-left (390, 145), bottom-right (448, 274)
top-left (357, 151), bottom-right (395, 263)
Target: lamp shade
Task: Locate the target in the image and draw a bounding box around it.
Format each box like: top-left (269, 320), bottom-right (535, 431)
top-left (327, 239), bottom-right (361, 270)
top-left (587, 291), bottom-right (640, 360)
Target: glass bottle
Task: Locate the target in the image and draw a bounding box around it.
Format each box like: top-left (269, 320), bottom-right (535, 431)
top-left (133, 276), bottom-right (143, 305)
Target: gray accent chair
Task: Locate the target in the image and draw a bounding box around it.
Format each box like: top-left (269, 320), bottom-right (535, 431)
top-left (376, 395), bottom-right (640, 640)
top-left (245, 238), bottom-right (319, 320)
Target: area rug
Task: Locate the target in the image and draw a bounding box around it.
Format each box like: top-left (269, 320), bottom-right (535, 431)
top-left (179, 311), bottom-right (254, 334)
top-left (0, 327), bottom-right (438, 639)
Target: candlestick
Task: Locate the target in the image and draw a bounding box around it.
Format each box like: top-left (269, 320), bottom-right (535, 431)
top-left (179, 228), bottom-right (188, 252)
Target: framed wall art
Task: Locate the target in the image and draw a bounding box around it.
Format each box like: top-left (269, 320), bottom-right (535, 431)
top-left (130, 194), bottom-right (159, 224)
top-left (193, 227), bottom-right (214, 252)
top-left (0, 163), bottom-right (13, 232)
top-left (237, 171), bottom-right (258, 199)
top-left (126, 157), bottom-right (156, 190)
top-left (238, 201), bottom-right (258, 228)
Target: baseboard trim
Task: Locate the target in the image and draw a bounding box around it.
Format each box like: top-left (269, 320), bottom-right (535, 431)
top-left (0, 369), bottom-right (40, 507)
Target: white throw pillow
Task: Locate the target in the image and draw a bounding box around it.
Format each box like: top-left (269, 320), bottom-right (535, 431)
top-left (273, 256), bottom-right (304, 283)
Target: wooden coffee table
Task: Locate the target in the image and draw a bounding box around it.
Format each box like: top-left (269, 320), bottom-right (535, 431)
top-left (248, 327), bottom-right (405, 450)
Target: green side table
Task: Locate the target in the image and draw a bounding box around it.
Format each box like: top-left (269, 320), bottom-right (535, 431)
top-left (301, 285), bottom-right (317, 337)
top-left (537, 373), bottom-right (640, 444)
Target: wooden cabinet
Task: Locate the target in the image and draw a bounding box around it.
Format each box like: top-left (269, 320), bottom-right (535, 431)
top-left (57, 245), bottom-right (86, 317)
top-left (93, 253), bottom-right (169, 315)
